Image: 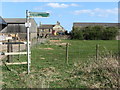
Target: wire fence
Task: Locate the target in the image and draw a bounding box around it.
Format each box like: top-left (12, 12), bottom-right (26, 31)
top-left (1, 39), bottom-right (119, 88)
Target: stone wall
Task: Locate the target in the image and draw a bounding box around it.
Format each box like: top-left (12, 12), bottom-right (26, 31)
top-left (48, 35), bottom-right (70, 40)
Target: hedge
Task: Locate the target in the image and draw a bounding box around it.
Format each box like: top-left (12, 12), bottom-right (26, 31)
top-left (71, 25), bottom-right (119, 40)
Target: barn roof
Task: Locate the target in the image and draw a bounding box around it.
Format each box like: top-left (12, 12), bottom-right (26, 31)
top-left (3, 18), bottom-right (37, 25)
top-left (1, 18), bottom-right (37, 33)
top-left (73, 22), bottom-right (119, 24)
top-left (73, 22), bottom-right (119, 27)
top-left (39, 24), bottom-right (55, 29)
top-left (4, 18), bottom-right (26, 24)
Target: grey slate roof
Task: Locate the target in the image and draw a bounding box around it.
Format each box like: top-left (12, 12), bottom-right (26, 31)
top-left (39, 24), bottom-right (55, 29)
top-left (4, 18), bottom-right (26, 24)
top-left (4, 18), bottom-right (37, 25)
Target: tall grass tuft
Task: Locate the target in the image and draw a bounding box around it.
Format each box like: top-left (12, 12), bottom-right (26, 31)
top-left (70, 48), bottom-right (119, 88)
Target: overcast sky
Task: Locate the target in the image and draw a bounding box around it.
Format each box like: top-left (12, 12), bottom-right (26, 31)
top-left (1, 1), bottom-right (119, 31)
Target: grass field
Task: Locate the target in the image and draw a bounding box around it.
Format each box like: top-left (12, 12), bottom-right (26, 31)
top-left (2, 40), bottom-right (119, 88)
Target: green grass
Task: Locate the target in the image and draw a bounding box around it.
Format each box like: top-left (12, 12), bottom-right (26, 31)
top-left (2, 40), bottom-right (118, 88)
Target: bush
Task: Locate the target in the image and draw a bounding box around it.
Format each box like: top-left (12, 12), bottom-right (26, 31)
top-left (82, 26), bottom-right (92, 40)
top-left (91, 25), bottom-right (105, 40)
top-left (71, 27), bottom-right (84, 40)
top-left (102, 27), bottom-right (119, 40)
top-left (71, 26), bottom-right (118, 40)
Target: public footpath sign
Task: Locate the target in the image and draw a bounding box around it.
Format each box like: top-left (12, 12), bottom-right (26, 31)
top-left (26, 10), bottom-right (50, 74)
top-left (29, 12), bottom-right (50, 17)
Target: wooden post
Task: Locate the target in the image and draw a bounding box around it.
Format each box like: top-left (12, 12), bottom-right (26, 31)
top-left (116, 59), bottom-right (120, 88)
top-left (7, 39), bottom-right (13, 63)
top-left (18, 40), bottom-right (20, 61)
top-left (96, 44), bottom-right (99, 60)
top-left (66, 43), bottom-right (69, 65)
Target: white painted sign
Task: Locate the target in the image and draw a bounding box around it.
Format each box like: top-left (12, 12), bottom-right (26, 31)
top-left (25, 23), bottom-right (31, 27)
top-left (29, 12), bottom-right (50, 17)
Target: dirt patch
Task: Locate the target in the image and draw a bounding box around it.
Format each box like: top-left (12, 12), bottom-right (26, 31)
top-left (49, 40), bottom-right (61, 43)
top-left (0, 81), bottom-right (5, 85)
top-left (55, 43), bottom-right (71, 47)
top-left (39, 48), bottom-right (54, 50)
top-left (49, 40), bottom-right (71, 46)
top-left (40, 58), bottom-right (45, 60)
top-left (55, 43), bottom-right (67, 46)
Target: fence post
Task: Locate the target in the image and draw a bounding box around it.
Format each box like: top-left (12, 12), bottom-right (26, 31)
top-left (66, 43), bottom-right (69, 65)
top-left (96, 44), bottom-right (99, 60)
top-left (18, 40), bottom-right (20, 61)
top-left (7, 39), bottom-right (13, 63)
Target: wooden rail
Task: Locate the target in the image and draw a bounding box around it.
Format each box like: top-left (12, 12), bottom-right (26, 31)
top-left (0, 52), bottom-right (31, 55)
top-left (5, 62), bottom-right (27, 65)
top-left (0, 42), bottom-right (29, 45)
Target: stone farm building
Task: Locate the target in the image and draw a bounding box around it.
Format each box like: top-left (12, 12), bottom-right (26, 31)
top-left (38, 21), bottom-right (66, 38)
top-left (1, 18), bottom-right (37, 40)
top-left (73, 22), bottom-right (120, 40)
